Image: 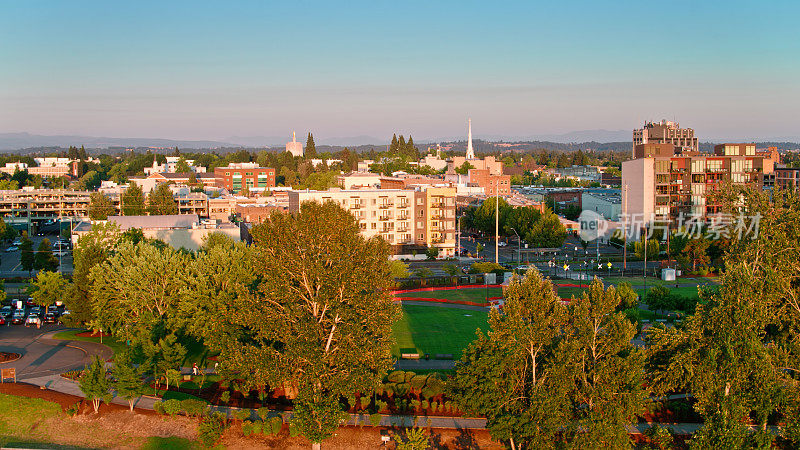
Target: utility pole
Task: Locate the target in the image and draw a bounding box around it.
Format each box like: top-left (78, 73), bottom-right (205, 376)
top-left (495, 186), bottom-right (499, 265)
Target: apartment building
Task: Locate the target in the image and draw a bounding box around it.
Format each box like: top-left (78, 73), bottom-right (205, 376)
top-left (622, 143), bottom-right (775, 223)
top-left (287, 187), bottom-right (457, 257)
top-left (632, 120), bottom-right (698, 156)
top-left (0, 189), bottom-right (91, 222)
top-left (213, 163), bottom-right (275, 194)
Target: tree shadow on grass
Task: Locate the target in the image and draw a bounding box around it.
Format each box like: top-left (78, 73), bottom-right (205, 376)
top-left (0, 439), bottom-right (100, 450)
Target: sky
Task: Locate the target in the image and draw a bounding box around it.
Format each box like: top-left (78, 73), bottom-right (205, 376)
top-left (1, 0), bottom-right (799, 144)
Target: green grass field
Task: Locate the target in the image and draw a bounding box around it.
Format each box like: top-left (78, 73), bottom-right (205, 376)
top-left (396, 286), bottom-right (503, 303)
top-left (556, 282), bottom-right (710, 301)
top-left (0, 394), bottom-right (62, 446)
top-left (392, 305), bottom-right (489, 359)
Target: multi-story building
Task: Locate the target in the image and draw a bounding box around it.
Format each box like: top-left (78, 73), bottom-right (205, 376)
top-left (774, 167), bottom-right (800, 190)
top-left (632, 120), bottom-right (698, 156)
top-left (622, 143), bottom-right (776, 223)
top-left (467, 169), bottom-right (511, 196)
top-left (287, 187), bottom-right (457, 257)
top-left (214, 163), bottom-right (275, 194)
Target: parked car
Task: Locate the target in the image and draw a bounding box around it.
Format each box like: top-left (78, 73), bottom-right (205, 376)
top-left (53, 250), bottom-right (69, 257)
top-left (59, 310), bottom-right (71, 324)
top-left (25, 314), bottom-right (42, 327)
top-left (0, 316), bottom-right (5, 325)
top-left (498, 241), bottom-right (508, 247)
top-left (29, 306), bottom-right (42, 316)
top-left (47, 305), bottom-right (59, 316)
top-left (25, 298), bottom-right (36, 307)
top-left (5, 246), bottom-right (18, 252)
top-left (0, 305), bottom-right (11, 319)
top-left (11, 310), bottom-right (25, 324)
top-left (43, 313), bottom-right (57, 324)
top-left (11, 239), bottom-right (21, 246)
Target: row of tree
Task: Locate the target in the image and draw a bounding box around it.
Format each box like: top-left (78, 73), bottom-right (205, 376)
top-left (86, 182), bottom-right (177, 220)
top-left (464, 197), bottom-right (567, 248)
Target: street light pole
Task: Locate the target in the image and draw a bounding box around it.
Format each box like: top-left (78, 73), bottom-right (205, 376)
top-left (495, 188), bottom-right (499, 265)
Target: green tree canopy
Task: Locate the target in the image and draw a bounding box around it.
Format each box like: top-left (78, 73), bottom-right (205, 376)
top-left (34, 238), bottom-right (59, 272)
top-left (147, 183), bottom-right (178, 216)
top-left (88, 192), bottom-right (115, 220)
top-left (29, 270), bottom-right (68, 307)
top-left (122, 182), bottom-right (146, 216)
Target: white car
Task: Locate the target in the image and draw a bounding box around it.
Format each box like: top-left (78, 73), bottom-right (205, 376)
top-left (25, 314), bottom-right (41, 327)
top-left (498, 241), bottom-right (508, 247)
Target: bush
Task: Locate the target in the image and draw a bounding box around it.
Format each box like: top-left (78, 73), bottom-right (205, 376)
top-left (242, 421), bottom-right (254, 436)
top-left (403, 372), bottom-right (415, 383)
top-left (394, 383), bottom-right (410, 397)
top-left (181, 399), bottom-right (208, 417)
top-left (153, 401), bottom-right (166, 415)
top-left (233, 409), bottom-right (251, 421)
top-left (387, 371), bottom-right (405, 383)
top-left (162, 399), bottom-right (182, 417)
top-left (469, 262), bottom-right (504, 275)
top-left (409, 374), bottom-right (428, 390)
top-left (430, 401), bottom-right (438, 412)
top-left (66, 402), bottom-right (80, 417)
top-left (256, 407), bottom-right (271, 421)
top-left (198, 412), bottom-right (227, 446)
top-left (220, 391), bottom-right (231, 403)
top-left (369, 413), bottom-right (382, 427)
top-left (288, 421), bottom-right (300, 437)
top-left (359, 397), bottom-right (370, 410)
top-left (265, 416), bottom-right (283, 435)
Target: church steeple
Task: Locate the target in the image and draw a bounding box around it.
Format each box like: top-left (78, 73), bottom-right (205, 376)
top-left (466, 118), bottom-right (475, 159)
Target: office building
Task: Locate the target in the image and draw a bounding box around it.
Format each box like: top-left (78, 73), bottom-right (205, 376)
top-left (214, 163), bottom-right (275, 194)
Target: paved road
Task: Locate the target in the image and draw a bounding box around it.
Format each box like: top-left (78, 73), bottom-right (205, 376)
top-left (0, 324), bottom-right (111, 380)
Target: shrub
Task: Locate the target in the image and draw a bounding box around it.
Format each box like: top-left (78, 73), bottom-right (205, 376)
top-left (444, 401), bottom-right (453, 412)
top-left (66, 402), bottom-right (80, 417)
top-left (220, 391), bottom-right (231, 403)
top-left (409, 375), bottom-right (428, 390)
top-left (394, 383), bottom-right (410, 397)
top-left (181, 399), bottom-right (208, 417)
top-left (233, 409), bottom-right (251, 421)
top-left (359, 397), bottom-right (370, 410)
top-left (387, 371), bottom-right (405, 383)
top-left (369, 413), bottom-right (382, 427)
top-left (403, 372), bottom-right (416, 383)
top-left (410, 399), bottom-right (420, 411)
top-left (162, 399), bottom-right (182, 417)
top-left (256, 407), bottom-right (271, 421)
top-left (250, 421), bottom-right (263, 435)
top-left (242, 421), bottom-right (253, 436)
top-left (265, 416), bottom-right (283, 435)
top-left (288, 421), bottom-right (300, 437)
top-left (198, 412), bottom-right (228, 446)
top-left (430, 401), bottom-right (439, 413)
top-left (421, 400), bottom-right (429, 410)
top-left (152, 401), bottom-right (166, 415)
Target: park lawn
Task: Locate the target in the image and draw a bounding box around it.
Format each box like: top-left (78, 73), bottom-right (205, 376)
top-left (142, 436), bottom-right (201, 450)
top-left (0, 394), bottom-right (62, 445)
top-left (53, 328), bottom-right (128, 356)
top-left (397, 286), bottom-right (504, 303)
top-left (556, 283), bottom-right (705, 302)
top-left (151, 388), bottom-right (209, 403)
top-left (392, 305), bottom-right (489, 359)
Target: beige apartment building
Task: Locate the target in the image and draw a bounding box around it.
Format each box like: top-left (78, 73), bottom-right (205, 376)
top-left (622, 143), bottom-right (775, 223)
top-left (288, 187), bottom-right (457, 257)
top-left (632, 120), bottom-right (698, 156)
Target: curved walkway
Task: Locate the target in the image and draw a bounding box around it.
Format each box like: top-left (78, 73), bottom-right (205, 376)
top-left (0, 325), bottom-right (113, 380)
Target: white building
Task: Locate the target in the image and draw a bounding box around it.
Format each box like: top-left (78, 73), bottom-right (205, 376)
top-left (285, 131), bottom-right (303, 157)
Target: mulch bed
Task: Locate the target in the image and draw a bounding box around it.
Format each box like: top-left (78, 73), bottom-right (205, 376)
top-left (0, 382), bottom-right (157, 416)
top-left (0, 351), bottom-right (21, 363)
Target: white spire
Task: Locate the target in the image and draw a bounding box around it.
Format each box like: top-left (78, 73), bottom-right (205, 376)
top-left (292, 131), bottom-right (296, 142)
top-left (466, 118), bottom-right (475, 159)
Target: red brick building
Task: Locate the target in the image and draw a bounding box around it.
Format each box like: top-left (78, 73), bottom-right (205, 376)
top-left (213, 163), bottom-right (275, 194)
top-left (468, 169), bottom-right (511, 196)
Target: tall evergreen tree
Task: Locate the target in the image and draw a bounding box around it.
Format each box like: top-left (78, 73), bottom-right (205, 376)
top-left (147, 183), bottom-right (178, 215)
top-left (389, 133), bottom-right (399, 155)
top-left (121, 182), bottom-right (146, 216)
top-left (305, 132), bottom-right (317, 158)
top-left (88, 192), bottom-right (114, 220)
top-left (20, 237), bottom-right (34, 275)
top-left (34, 238), bottom-right (59, 272)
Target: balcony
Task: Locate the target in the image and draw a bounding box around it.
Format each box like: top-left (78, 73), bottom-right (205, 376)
top-left (379, 216), bottom-right (392, 221)
top-left (379, 203), bottom-right (394, 209)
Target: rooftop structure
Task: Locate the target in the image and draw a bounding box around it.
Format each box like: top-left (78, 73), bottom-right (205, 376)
top-left (286, 131), bottom-right (303, 157)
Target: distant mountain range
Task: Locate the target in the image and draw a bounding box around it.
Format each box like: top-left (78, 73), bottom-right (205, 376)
top-left (2, 131), bottom-right (799, 153)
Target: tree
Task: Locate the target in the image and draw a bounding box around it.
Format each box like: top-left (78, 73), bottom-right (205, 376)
top-left (112, 350), bottom-right (145, 412)
top-left (634, 237), bottom-right (660, 261)
top-left (454, 161), bottom-right (475, 175)
top-left (0, 179), bottom-right (19, 190)
top-left (215, 201), bottom-right (399, 447)
top-left (88, 192), bottom-right (115, 220)
top-left (475, 243), bottom-right (484, 255)
top-left (684, 238), bottom-right (710, 271)
top-left (147, 183), bottom-right (177, 215)
top-left (34, 238), bottom-right (59, 272)
top-left (555, 279), bottom-right (646, 446)
top-left (20, 237), bottom-right (34, 275)
top-left (175, 157), bottom-right (192, 173)
top-left (647, 187), bottom-right (800, 447)
top-left (305, 132), bottom-right (317, 158)
top-left (29, 270), bottom-right (68, 307)
top-left (525, 208), bottom-right (567, 248)
top-left (122, 182), bottom-right (146, 216)
top-left (389, 260), bottom-right (410, 279)
top-left (90, 241), bottom-right (190, 345)
top-left (443, 263), bottom-right (459, 277)
top-left (449, 270), bottom-right (569, 448)
top-left (470, 197), bottom-right (511, 236)
top-left (68, 222), bottom-right (121, 326)
top-left (80, 356), bottom-right (111, 413)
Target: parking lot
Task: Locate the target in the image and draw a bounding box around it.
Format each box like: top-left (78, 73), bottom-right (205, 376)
top-left (0, 232), bottom-right (73, 277)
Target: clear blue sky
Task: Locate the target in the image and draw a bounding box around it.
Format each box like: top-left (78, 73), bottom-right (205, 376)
top-left (1, 0), bottom-right (798, 143)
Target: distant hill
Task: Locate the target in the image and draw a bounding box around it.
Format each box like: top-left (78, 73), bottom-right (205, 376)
top-left (0, 132), bottom-right (236, 151)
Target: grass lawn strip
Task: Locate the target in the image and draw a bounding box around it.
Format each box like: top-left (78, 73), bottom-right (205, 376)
top-left (392, 305), bottom-right (488, 359)
top-left (396, 286), bottom-right (504, 304)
